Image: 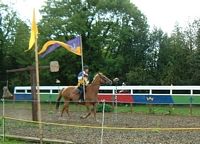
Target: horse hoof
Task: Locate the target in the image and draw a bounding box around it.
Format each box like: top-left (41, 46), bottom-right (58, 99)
top-left (80, 116), bottom-right (85, 119)
top-left (58, 117), bottom-right (65, 120)
top-left (96, 119), bottom-right (100, 123)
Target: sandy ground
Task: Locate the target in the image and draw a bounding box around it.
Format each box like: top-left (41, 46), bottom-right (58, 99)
top-left (1, 103), bottom-right (200, 144)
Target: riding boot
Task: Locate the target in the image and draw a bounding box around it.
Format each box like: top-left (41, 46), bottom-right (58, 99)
top-left (80, 92), bottom-right (84, 102)
top-left (78, 89), bottom-right (83, 102)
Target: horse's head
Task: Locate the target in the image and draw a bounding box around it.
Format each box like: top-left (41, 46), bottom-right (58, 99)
top-left (93, 73), bottom-right (112, 85)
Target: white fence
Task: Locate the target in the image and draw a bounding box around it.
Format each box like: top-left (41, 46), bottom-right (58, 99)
top-left (14, 85), bottom-right (200, 95)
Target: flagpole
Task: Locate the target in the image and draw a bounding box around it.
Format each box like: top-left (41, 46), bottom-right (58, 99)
top-left (80, 35), bottom-right (85, 100)
top-left (34, 16), bottom-right (43, 144)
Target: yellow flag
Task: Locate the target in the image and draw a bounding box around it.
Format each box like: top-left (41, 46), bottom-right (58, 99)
top-left (27, 9), bottom-right (38, 51)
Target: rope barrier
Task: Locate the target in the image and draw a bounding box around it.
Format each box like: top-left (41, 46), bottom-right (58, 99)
top-left (3, 116), bottom-right (200, 131)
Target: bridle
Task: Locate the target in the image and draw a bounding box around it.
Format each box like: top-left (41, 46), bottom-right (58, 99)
top-left (98, 73), bottom-right (110, 84)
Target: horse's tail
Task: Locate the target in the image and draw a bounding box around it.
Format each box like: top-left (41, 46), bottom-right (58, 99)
top-left (56, 88), bottom-right (63, 110)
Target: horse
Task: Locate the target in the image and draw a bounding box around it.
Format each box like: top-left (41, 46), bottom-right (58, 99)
top-left (56, 73), bottom-right (112, 120)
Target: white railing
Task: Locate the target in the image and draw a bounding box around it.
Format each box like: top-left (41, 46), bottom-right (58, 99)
top-left (14, 85), bottom-right (200, 96)
top-left (14, 86), bottom-right (66, 94)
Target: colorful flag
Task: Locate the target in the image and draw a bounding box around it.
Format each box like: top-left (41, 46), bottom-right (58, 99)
top-left (26, 9), bottom-right (38, 51)
top-left (39, 36), bottom-right (82, 57)
top-left (67, 36), bottom-right (82, 55)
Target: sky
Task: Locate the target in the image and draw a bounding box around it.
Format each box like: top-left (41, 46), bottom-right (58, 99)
top-left (132, 0), bottom-right (200, 33)
top-left (1, 0), bottom-right (200, 34)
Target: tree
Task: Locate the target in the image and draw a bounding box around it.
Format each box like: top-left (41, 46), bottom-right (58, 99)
top-left (158, 26), bottom-right (191, 85)
top-left (39, 0), bottom-right (149, 85)
top-left (0, 4), bottom-right (31, 96)
top-left (0, 4), bottom-right (19, 95)
top-left (186, 19), bottom-right (200, 84)
top-left (146, 28), bottom-right (168, 84)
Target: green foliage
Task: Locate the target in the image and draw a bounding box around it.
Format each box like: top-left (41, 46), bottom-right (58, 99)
top-left (0, 4), bottom-right (30, 95)
top-left (1, 0), bottom-right (200, 97)
top-left (39, 0), bottom-right (149, 85)
top-left (97, 103), bottom-right (113, 112)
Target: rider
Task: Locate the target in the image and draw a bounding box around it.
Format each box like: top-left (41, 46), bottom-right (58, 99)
top-left (77, 65), bottom-right (89, 102)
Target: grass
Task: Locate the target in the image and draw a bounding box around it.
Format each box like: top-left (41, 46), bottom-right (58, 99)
top-left (0, 101), bottom-right (200, 116)
top-left (115, 104), bottom-right (200, 116)
top-left (0, 138), bottom-right (25, 144)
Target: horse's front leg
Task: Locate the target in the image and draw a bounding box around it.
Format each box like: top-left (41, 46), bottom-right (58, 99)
top-left (80, 104), bottom-right (91, 119)
top-left (92, 104), bottom-right (97, 121)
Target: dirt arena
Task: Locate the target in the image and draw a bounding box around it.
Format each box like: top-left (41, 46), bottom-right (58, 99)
top-left (1, 102), bottom-right (200, 144)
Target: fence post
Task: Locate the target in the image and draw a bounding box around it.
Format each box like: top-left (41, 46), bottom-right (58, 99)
top-left (2, 98), bottom-right (5, 142)
top-left (189, 90), bottom-right (193, 116)
top-left (130, 103), bottom-right (133, 113)
top-left (114, 86), bottom-right (118, 121)
top-left (100, 100), bottom-right (105, 144)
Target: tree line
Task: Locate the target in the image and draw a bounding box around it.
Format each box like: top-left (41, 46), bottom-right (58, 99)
top-left (1, 0), bottom-right (200, 95)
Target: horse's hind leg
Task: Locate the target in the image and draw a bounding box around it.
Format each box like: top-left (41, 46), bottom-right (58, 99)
top-left (80, 105), bottom-right (91, 119)
top-left (61, 101), bottom-right (70, 117)
top-left (65, 102), bottom-right (70, 117)
top-left (61, 104), bottom-right (66, 117)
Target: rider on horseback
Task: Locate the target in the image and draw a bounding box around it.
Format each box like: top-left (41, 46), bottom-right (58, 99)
top-left (77, 65), bottom-right (89, 102)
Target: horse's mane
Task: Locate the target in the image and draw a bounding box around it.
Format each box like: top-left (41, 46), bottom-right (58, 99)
top-left (91, 72), bottom-right (103, 83)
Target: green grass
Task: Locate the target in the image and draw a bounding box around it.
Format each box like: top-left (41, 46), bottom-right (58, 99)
top-left (114, 104), bottom-right (200, 116)
top-left (1, 101), bottom-right (200, 116)
top-left (0, 138), bottom-right (25, 144)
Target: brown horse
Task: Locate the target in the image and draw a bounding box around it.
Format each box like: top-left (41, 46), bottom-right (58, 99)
top-left (56, 73), bottom-right (112, 120)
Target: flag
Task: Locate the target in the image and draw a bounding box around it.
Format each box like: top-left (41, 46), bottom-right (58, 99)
top-left (39, 36), bottom-right (82, 57)
top-left (26, 9), bottom-right (38, 51)
top-left (67, 36), bottom-right (82, 55)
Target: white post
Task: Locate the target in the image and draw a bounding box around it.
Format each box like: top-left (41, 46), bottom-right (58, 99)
top-left (150, 89), bottom-right (152, 95)
top-left (2, 98), bottom-right (5, 142)
top-left (190, 89), bottom-right (193, 115)
top-left (115, 85), bottom-right (118, 121)
top-left (100, 100), bottom-right (105, 144)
